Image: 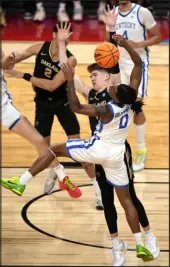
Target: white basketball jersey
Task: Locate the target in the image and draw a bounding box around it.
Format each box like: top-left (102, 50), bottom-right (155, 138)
top-left (0, 69), bottom-right (12, 106)
top-left (94, 101), bottom-right (134, 144)
top-left (115, 4), bottom-right (149, 60)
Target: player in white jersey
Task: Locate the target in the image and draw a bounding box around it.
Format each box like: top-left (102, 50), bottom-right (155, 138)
top-left (105, 1), bottom-right (161, 171)
top-left (1, 35), bottom-right (155, 263)
top-left (1, 50), bottom-right (82, 199)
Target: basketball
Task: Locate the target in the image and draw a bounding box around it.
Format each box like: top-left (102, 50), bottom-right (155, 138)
top-left (94, 42), bottom-right (120, 68)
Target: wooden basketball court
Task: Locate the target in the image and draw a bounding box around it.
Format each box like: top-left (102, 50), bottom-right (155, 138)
top-left (1, 42), bottom-right (169, 266)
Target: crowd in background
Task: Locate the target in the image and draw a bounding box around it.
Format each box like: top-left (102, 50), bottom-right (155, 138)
top-left (0, 0), bottom-right (154, 27)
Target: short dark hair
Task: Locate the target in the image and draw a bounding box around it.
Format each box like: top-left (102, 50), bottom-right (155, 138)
top-left (87, 63), bottom-right (110, 74)
top-left (116, 84), bottom-right (137, 105)
top-left (53, 22), bottom-right (72, 33)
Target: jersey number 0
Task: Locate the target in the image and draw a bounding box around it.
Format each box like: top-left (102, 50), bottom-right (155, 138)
top-left (119, 114), bottom-right (129, 129)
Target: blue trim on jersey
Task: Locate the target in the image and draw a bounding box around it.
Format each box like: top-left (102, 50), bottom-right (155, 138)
top-left (137, 6), bottom-right (145, 27)
top-left (9, 118), bottom-right (20, 130)
top-left (102, 103), bottom-right (114, 125)
top-left (106, 179), bottom-right (129, 188)
top-left (119, 4), bottom-right (137, 17)
top-left (141, 61), bottom-right (145, 97)
top-left (5, 90), bottom-right (12, 100)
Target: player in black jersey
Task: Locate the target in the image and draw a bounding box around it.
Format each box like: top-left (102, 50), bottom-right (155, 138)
top-left (6, 22), bottom-right (104, 210)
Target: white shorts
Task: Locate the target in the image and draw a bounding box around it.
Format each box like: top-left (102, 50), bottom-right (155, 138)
top-left (1, 101), bottom-right (21, 129)
top-left (66, 138), bottom-right (129, 188)
top-left (119, 58), bottom-right (149, 98)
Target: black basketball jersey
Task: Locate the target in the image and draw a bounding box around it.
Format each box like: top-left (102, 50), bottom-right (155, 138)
top-left (33, 41), bottom-right (73, 102)
top-left (88, 88), bottom-right (112, 134)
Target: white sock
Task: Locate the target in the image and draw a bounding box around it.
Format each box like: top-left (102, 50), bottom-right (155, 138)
top-left (91, 177), bottom-right (102, 200)
top-left (112, 236), bottom-right (120, 248)
top-left (134, 122), bottom-right (146, 150)
top-left (134, 232), bottom-right (144, 246)
top-left (58, 2), bottom-right (66, 11)
top-left (36, 2), bottom-right (43, 10)
top-left (145, 230), bottom-right (154, 240)
top-left (54, 164), bottom-right (66, 181)
top-left (74, 1), bottom-right (81, 7)
top-left (19, 171), bottom-right (33, 185)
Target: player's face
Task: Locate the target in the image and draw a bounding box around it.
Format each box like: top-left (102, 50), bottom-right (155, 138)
top-left (118, 0), bottom-right (131, 5)
top-left (90, 70), bottom-right (110, 91)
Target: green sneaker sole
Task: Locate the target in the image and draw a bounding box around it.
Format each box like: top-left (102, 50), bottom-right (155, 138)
top-left (0, 179), bottom-right (23, 196)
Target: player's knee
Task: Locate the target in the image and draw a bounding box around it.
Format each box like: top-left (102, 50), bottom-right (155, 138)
top-left (35, 135), bottom-right (48, 150)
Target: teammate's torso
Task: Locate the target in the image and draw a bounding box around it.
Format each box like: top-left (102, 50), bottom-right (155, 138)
top-left (33, 41), bottom-right (72, 102)
top-left (1, 69), bottom-right (12, 106)
top-left (115, 4), bottom-right (149, 59)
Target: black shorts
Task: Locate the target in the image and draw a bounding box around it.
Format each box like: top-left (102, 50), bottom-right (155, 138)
top-left (34, 99), bottom-right (80, 137)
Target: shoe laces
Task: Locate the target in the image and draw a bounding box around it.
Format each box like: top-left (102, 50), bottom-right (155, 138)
top-left (63, 177), bottom-right (76, 190)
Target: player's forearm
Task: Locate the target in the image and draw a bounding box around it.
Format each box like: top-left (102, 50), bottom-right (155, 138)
top-left (2, 56), bottom-right (15, 70)
top-left (67, 80), bottom-right (82, 112)
top-left (138, 36), bottom-right (162, 48)
top-left (124, 43), bottom-right (142, 66)
top-left (58, 41), bottom-right (67, 64)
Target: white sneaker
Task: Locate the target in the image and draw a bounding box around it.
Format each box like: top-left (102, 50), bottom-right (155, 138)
top-left (112, 240), bottom-right (128, 266)
top-left (133, 147), bottom-right (147, 172)
top-left (145, 236), bottom-right (160, 260)
top-left (73, 6), bottom-right (83, 21)
top-left (44, 169), bottom-right (58, 194)
top-left (57, 10), bottom-right (69, 22)
top-left (33, 8), bottom-right (46, 21)
top-left (96, 198), bottom-right (104, 210)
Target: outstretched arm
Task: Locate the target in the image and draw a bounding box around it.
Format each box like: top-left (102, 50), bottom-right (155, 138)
top-left (113, 35), bottom-right (142, 91)
top-left (61, 63), bottom-right (112, 120)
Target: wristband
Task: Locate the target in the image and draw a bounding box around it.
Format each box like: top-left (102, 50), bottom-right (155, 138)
top-left (23, 73), bottom-right (32, 81)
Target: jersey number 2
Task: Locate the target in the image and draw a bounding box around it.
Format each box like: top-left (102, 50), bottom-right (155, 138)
top-left (119, 114), bottom-right (129, 129)
top-left (44, 67), bottom-right (52, 79)
top-left (123, 30), bottom-right (128, 40)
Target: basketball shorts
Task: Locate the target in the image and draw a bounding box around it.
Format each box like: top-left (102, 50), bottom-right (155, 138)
top-left (119, 57), bottom-right (149, 98)
top-left (66, 137), bottom-right (129, 187)
top-left (1, 101), bottom-right (21, 130)
top-left (34, 99), bottom-right (80, 137)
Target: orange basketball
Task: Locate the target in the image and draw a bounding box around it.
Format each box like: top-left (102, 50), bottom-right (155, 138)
top-left (94, 42), bottom-right (120, 68)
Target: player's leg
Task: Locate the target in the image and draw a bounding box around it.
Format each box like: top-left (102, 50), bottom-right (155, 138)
top-left (125, 141), bottom-right (160, 260)
top-left (1, 142), bottom-right (82, 198)
top-left (55, 104), bottom-right (103, 209)
top-left (57, 0), bottom-right (69, 22)
top-left (133, 60), bottom-right (148, 171)
top-left (33, 0), bottom-right (46, 21)
top-left (96, 164), bottom-right (129, 266)
top-left (73, 0), bottom-right (83, 21)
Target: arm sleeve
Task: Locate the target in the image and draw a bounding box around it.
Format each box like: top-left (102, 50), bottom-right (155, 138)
top-left (139, 7), bottom-right (157, 30)
top-left (66, 49), bottom-right (73, 58)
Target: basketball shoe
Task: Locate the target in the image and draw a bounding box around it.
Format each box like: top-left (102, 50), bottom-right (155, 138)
top-left (143, 236), bottom-right (160, 261)
top-left (112, 240), bottom-right (128, 266)
top-left (133, 147), bottom-right (147, 172)
top-left (33, 8), bottom-right (46, 21)
top-left (59, 176), bottom-right (82, 198)
top-left (44, 169), bottom-right (58, 194)
top-left (136, 244), bottom-right (154, 261)
top-left (96, 198), bottom-right (104, 210)
top-left (0, 177), bottom-right (25, 196)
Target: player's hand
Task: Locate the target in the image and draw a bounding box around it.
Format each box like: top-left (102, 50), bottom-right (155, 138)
top-left (56, 22), bottom-right (73, 42)
top-left (5, 69), bottom-right (24, 79)
top-left (61, 62), bottom-right (75, 81)
top-left (112, 34), bottom-right (127, 47)
top-left (127, 40), bottom-right (140, 49)
top-left (102, 5), bottom-right (119, 27)
top-left (8, 50), bottom-right (22, 61)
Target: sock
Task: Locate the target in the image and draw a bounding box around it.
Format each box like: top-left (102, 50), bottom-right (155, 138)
top-left (134, 232), bottom-right (144, 246)
top-left (91, 177), bottom-right (102, 201)
top-left (112, 236), bottom-right (120, 248)
top-left (145, 230), bottom-right (154, 240)
top-left (36, 2), bottom-right (43, 10)
top-left (74, 1), bottom-right (81, 7)
top-left (134, 122), bottom-right (146, 151)
top-left (54, 164), bottom-right (66, 182)
top-left (58, 2), bottom-right (66, 12)
top-left (19, 171), bottom-right (33, 185)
